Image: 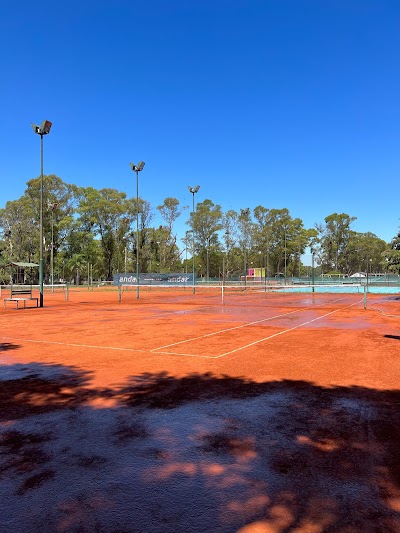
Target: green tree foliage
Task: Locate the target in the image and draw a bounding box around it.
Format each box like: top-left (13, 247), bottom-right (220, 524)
top-left (76, 187), bottom-right (133, 280)
top-left (315, 213), bottom-right (387, 275)
top-left (0, 175), bottom-right (394, 283)
top-left (155, 197), bottom-right (186, 272)
top-left (383, 230), bottom-right (400, 274)
top-left (252, 207), bottom-right (310, 277)
top-left (189, 199), bottom-right (223, 279)
top-left (316, 213), bottom-right (357, 272)
top-left (0, 175), bottom-right (77, 281)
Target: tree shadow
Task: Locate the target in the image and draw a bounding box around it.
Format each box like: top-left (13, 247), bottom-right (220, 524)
top-left (0, 362), bottom-right (94, 421)
top-left (116, 372), bottom-right (400, 531)
top-left (1, 366), bottom-right (400, 531)
top-left (0, 342), bottom-right (21, 352)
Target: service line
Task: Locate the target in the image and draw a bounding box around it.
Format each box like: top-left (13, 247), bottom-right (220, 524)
top-left (214, 298), bottom-right (363, 358)
top-left (151, 298), bottom-right (363, 359)
top-left (150, 295), bottom-right (355, 352)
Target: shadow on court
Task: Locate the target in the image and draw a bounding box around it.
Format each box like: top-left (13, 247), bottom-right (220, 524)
top-left (0, 342), bottom-right (22, 352)
top-left (1, 363), bottom-right (400, 532)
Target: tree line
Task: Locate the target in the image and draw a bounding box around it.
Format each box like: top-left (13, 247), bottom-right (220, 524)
top-left (0, 174), bottom-right (398, 283)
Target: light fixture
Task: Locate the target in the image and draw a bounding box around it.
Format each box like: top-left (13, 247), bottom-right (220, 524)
top-left (129, 161), bottom-right (145, 298)
top-left (32, 119), bottom-right (52, 307)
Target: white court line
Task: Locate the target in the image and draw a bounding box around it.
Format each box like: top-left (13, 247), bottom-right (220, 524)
top-left (0, 336), bottom-right (148, 353)
top-left (145, 305), bottom-right (213, 318)
top-left (150, 294), bottom-right (354, 352)
top-left (147, 350), bottom-right (217, 359)
top-left (0, 296), bottom-right (363, 360)
top-left (214, 298), bottom-right (363, 358)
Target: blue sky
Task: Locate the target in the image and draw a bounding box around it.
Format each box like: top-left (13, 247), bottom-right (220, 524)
top-left (1, 0), bottom-right (400, 247)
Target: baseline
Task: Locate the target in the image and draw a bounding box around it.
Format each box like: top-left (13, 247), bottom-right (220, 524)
top-left (0, 336), bottom-right (148, 354)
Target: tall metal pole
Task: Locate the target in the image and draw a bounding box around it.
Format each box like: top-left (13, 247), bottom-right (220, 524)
top-left (136, 169), bottom-right (139, 299)
top-left (32, 120), bottom-right (52, 306)
top-left (312, 251), bottom-right (315, 292)
top-left (284, 227), bottom-right (287, 285)
top-left (243, 249), bottom-right (247, 288)
top-left (264, 252), bottom-right (267, 291)
top-left (50, 206), bottom-right (54, 291)
top-left (185, 242), bottom-right (188, 274)
top-left (188, 185), bottom-right (200, 293)
top-left (206, 241), bottom-right (209, 283)
top-left (192, 191), bottom-right (195, 293)
top-left (39, 134), bottom-right (44, 307)
top-left (130, 161), bottom-right (145, 298)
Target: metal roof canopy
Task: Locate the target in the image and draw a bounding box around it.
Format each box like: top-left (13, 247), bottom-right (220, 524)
top-left (8, 262), bottom-right (39, 268)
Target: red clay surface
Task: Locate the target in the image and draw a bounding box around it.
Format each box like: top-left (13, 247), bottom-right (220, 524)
top-left (1, 287), bottom-right (400, 532)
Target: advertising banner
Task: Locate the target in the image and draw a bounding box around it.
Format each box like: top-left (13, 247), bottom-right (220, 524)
top-left (113, 273), bottom-right (194, 286)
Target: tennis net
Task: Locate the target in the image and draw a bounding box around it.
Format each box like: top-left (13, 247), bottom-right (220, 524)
top-left (118, 283), bottom-right (366, 309)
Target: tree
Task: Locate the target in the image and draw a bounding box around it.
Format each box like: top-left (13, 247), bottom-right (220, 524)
top-left (316, 213), bottom-right (357, 272)
top-left (383, 230), bottom-right (400, 274)
top-left (0, 197), bottom-right (37, 265)
top-left (221, 210), bottom-right (239, 277)
top-left (155, 198), bottom-right (186, 272)
top-left (189, 199), bottom-right (223, 279)
top-left (76, 187), bottom-right (133, 280)
top-left (0, 175), bottom-right (77, 281)
top-left (237, 208), bottom-right (254, 279)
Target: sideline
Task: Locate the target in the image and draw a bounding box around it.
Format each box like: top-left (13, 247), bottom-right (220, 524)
top-left (150, 295), bottom-right (360, 352)
top-left (214, 298), bottom-right (363, 358)
top-left (0, 297), bottom-right (363, 360)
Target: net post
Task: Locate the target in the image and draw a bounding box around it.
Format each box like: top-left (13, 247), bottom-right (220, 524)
top-left (118, 284), bottom-right (122, 303)
top-left (65, 283), bottom-right (69, 301)
top-left (363, 285), bottom-right (367, 309)
top-left (221, 284), bottom-right (224, 304)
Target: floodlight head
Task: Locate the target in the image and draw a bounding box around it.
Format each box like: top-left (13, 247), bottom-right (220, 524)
top-left (188, 185), bottom-right (200, 194)
top-left (32, 120), bottom-right (52, 135)
top-left (40, 120), bottom-right (52, 134)
top-left (130, 161), bottom-right (145, 172)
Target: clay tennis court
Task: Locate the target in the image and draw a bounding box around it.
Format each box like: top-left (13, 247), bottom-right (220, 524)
top-left (1, 286), bottom-right (400, 532)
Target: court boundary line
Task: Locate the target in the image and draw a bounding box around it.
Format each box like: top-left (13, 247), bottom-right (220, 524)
top-left (150, 294), bottom-right (359, 352)
top-left (0, 336), bottom-right (148, 353)
top-left (153, 299), bottom-right (363, 359)
top-left (215, 298), bottom-right (363, 358)
top-left (0, 296), bottom-right (364, 361)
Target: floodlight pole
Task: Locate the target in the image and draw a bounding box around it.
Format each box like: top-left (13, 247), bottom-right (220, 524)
top-left (284, 227), bottom-right (287, 285)
top-left (224, 230), bottom-right (230, 286)
top-left (32, 120), bottom-right (52, 307)
top-left (48, 202), bottom-right (58, 292)
top-left (311, 249), bottom-right (315, 292)
top-left (130, 162), bottom-right (145, 299)
top-left (188, 185), bottom-right (200, 293)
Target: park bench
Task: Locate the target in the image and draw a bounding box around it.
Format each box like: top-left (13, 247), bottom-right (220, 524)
top-left (3, 288), bottom-right (39, 309)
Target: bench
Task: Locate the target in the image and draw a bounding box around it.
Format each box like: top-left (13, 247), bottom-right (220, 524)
top-left (4, 288), bottom-right (39, 309)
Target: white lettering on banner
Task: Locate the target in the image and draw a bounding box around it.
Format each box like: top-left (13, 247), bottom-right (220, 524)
top-left (119, 276), bottom-right (137, 283)
top-left (168, 276), bottom-right (190, 283)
